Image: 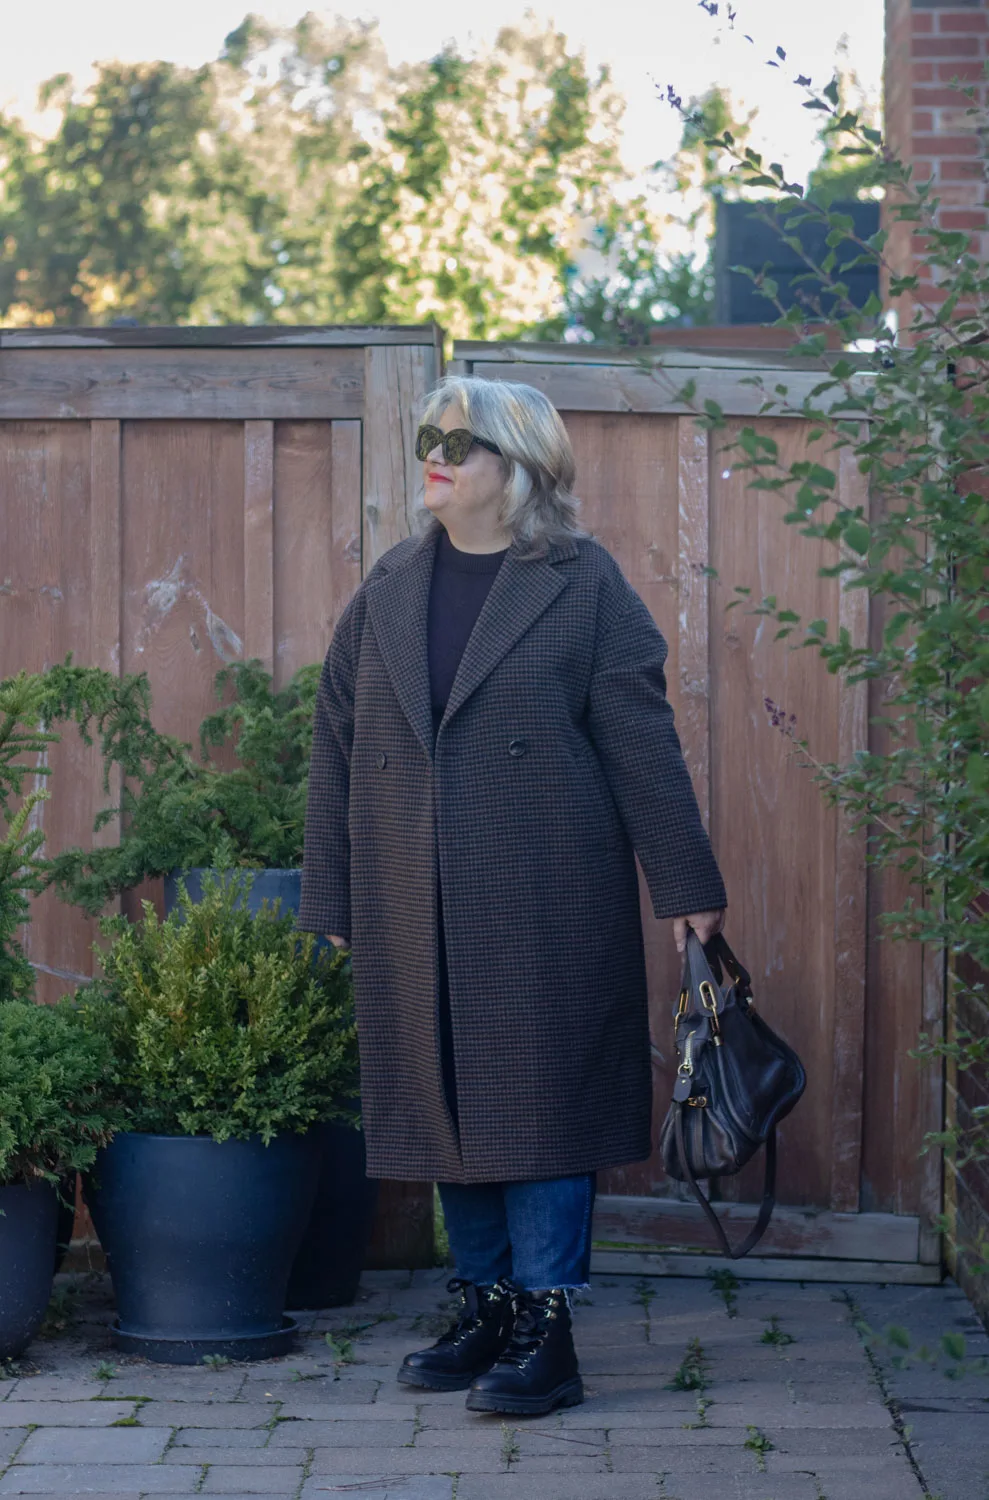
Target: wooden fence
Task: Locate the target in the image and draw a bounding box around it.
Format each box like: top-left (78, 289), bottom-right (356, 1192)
top-left (0, 327), bottom-right (944, 1280)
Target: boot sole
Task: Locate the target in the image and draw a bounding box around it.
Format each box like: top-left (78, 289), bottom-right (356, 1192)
top-left (465, 1375), bottom-right (584, 1415)
top-left (397, 1364), bottom-right (489, 1392)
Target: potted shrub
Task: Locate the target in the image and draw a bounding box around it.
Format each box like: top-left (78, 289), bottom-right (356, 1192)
top-left (78, 861), bottom-right (360, 1363)
top-left (0, 669), bottom-right (81, 1269)
top-left (0, 999), bottom-right (119, 1359)
top-left (39, 656), bottom-right (379, 1307)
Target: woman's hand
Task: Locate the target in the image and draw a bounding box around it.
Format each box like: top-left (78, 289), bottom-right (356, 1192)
top-left (672, 908), bottom-right (726, 953)
top-left (325, 934), bottom-right (351, 951)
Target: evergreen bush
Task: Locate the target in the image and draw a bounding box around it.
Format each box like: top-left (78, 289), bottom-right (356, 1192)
top-left (0, 999), bottom-right (120, 1186)
top-left (0, 672), bottom-right (59, 1002)
top-left (30, 655), bottom-right (319, 915)
top-left (77, 861), bottom-right (360, 1144)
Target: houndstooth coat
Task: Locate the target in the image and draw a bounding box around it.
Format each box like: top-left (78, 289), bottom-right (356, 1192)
top-left (297, 521), bottom-right (727, 1184)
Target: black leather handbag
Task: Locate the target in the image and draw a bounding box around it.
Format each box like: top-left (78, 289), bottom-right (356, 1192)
top-left (658, 929), bottom-right (806, 1259)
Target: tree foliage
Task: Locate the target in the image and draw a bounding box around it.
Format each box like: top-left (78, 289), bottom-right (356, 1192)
top-left (662, 43), bottom-right (988, 1276)
top-left (0, 16), bottom-right (638, 337)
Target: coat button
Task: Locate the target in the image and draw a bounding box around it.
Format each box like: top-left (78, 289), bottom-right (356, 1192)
top-left (376, 751), bottom-right (387, 769)
top-left (508, 738), bottom-right (527, 757)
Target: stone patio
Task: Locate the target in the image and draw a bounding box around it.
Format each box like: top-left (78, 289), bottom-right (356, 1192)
top-left (0, 1268), bottom-right (986, 1500)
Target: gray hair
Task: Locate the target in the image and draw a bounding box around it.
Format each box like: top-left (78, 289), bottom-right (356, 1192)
top-left (411, 375), bottom-right (591, 561)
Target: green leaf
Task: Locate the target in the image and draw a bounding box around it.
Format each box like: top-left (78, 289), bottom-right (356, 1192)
top-left (941, 1332), bottom-right (966, 1362)
top-left (886, 1325), bottom-right (911, 1351)
top-left (822, 77), bottom-right (840, 107)
top-left (844, 520), bottom-right (871, 555)
top-left (965, 753), bottom-right (989, 792)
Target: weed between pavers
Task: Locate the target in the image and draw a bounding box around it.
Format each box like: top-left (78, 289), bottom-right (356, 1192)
top-left (760, 1314), bottom-right (795, 1347)
top-left (744, 1425), bottom-right (774, 1471)
top-left (707, 1268), bottom-right (740, 1318)
top-left (200, 1354), bottom-right (231, 1371)
top-left (666, 1336), bottom-right (708, 1392)
top-left (500, 1423), bottom-right (520, 1466)
top-left (110, 1416), bottom-right (141, 1427)
top-left (681, 1394), bottom-right (712, 1429)
top-left (93, 1360), bottom-right (117, 1380)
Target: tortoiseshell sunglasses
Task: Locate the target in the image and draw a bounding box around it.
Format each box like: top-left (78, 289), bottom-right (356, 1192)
top-left (415, 424), bottom-right (503, 465)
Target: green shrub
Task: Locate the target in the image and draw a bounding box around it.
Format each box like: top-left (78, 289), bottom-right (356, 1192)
top-left (0, 999), bottom-right (121, 1186)
top-left (77, 863), bottom-right (360, 1143)
top-left (34, 656), bottom-right (319, 915)
top-left (0, 672), bottom-right (60, 1002)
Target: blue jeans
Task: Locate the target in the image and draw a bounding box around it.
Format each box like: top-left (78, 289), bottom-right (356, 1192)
top-left (437, 1174), bottom-right (597, 1301)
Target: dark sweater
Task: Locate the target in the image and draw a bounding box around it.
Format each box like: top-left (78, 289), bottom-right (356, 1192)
top-left (428, 526), bottom-right (508, 1128)
top-left (427, 525), bottom-right (509, 744)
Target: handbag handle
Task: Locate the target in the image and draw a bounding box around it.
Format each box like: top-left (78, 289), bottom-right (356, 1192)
top-left (676, 928), bottom-right (774, 1258)
top-left (674, 1108), bottom-right (778, 1260)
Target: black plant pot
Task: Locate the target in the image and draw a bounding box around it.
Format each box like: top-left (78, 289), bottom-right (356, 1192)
top-left (85, 1131), bottom-right (320, 1363)
top-left (287, 1118), bottom-right (381, 1309)
top-left (166, 867), bottom-right (377, 1309)
top-left (0, 1181), bottom-right (58, 1360)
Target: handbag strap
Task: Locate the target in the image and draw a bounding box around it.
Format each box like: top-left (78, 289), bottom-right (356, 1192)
top-left (673, 1105), bottom-right (778, 1260)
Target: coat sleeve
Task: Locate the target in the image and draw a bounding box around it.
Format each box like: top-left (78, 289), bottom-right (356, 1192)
top-left (586, 585), bottom-right (728, 921)
top-left (297, 590), bottom-right (362, 941)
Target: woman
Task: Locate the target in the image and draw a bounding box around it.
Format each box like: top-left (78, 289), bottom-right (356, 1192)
top-left (298, 376), bottom-right (727, 1417)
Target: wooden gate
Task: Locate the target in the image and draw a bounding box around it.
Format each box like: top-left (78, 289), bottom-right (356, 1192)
top-left (450, 341), bottom-right (943, 1283)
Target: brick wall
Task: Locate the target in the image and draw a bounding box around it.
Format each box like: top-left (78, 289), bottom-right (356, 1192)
top-left (884, 0), bottom-right (988, 315)
top-left (885, 0), bottom-right (989, 1324)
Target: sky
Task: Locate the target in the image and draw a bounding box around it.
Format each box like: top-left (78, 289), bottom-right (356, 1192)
top-left (0, 0), bottom-right (884, 192)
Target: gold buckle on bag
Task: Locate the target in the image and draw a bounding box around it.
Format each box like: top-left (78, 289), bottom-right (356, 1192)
top-left (698, 979), bottom-right (722, 1046)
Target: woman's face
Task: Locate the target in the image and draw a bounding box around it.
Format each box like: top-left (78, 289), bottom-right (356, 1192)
top-left (421, 405), bottom-right (507, 527)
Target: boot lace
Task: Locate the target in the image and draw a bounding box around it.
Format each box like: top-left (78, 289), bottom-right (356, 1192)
top-left (435, 1276), bottom-right (510, 1346)
top-left (496, 1287), bottom-right (565, 1368)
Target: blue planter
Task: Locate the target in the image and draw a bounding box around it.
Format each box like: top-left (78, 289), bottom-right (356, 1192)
top-left (86, 1131), bottom-right (320, 1363)
top-left (0, 1182), bottom-right (58, 1360)
top-left (164, 867), bottom-right (378, 1309)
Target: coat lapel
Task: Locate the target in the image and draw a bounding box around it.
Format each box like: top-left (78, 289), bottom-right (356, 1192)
top-left (365, 523), bottom-right (575, 763)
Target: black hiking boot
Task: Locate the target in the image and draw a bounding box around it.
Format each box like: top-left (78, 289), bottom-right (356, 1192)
top-left (465, 1285), bottom-right (584, 1415)
top-left (397, 1275), bottom-right (516, 1392)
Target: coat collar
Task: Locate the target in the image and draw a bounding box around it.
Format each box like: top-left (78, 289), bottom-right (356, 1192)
top-left (365, 521), bottom-right (577, 763)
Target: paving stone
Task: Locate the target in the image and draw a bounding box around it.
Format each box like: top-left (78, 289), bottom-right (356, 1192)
top-left (611, 1446), bottom-right (745, 1474)
top-left (309, 1446), bottom-right (506, 1475)
top-left (166, 1449), bottom-right (309, 1466)
top-left (15, 1428), bottom-right (173, 1463)
top-left (94, 1381), bottom-right (248, 1402)
top-left (301, 1479), bottom-right (454, 1500)
top-left (607, 1425), bottom-right (750, 1447)
top-left (135, 1403), bottom-right (275, 1429)
top-left (170, 1430), bottom-right (269, 1448)
top-left (660, 1477), bottom-right (821, 1500)
top-left (706, 1400), bottom-right (890, 1429)
top-left (0, 1432), bottom-right (26, 1466)
top-left (504, 1455), bottom-right (611, 1474)
top-left (268, 1418), bottom-right (414, 1446)
top-left (2, 1383), bottom-right (105, 1403)
top-left (0, 1466), bottom-right (201, 1494)
top-left (769, 1451), bottom-right (918, 1477)
top-left (200, 1470), bottom-right (304, 1495)
top-left (766, 1429), bottom-right (908, 1457)
top-left (455, 1477), bottom-right (663, 1499)
top-left (0, 1405), bottom-right (138, 1429)
top-left (504, 1430), bottom-right (610, 1455)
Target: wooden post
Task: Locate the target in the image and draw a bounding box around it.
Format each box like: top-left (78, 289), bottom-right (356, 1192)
top-left (829, 441), bottom-right (870, 1214)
